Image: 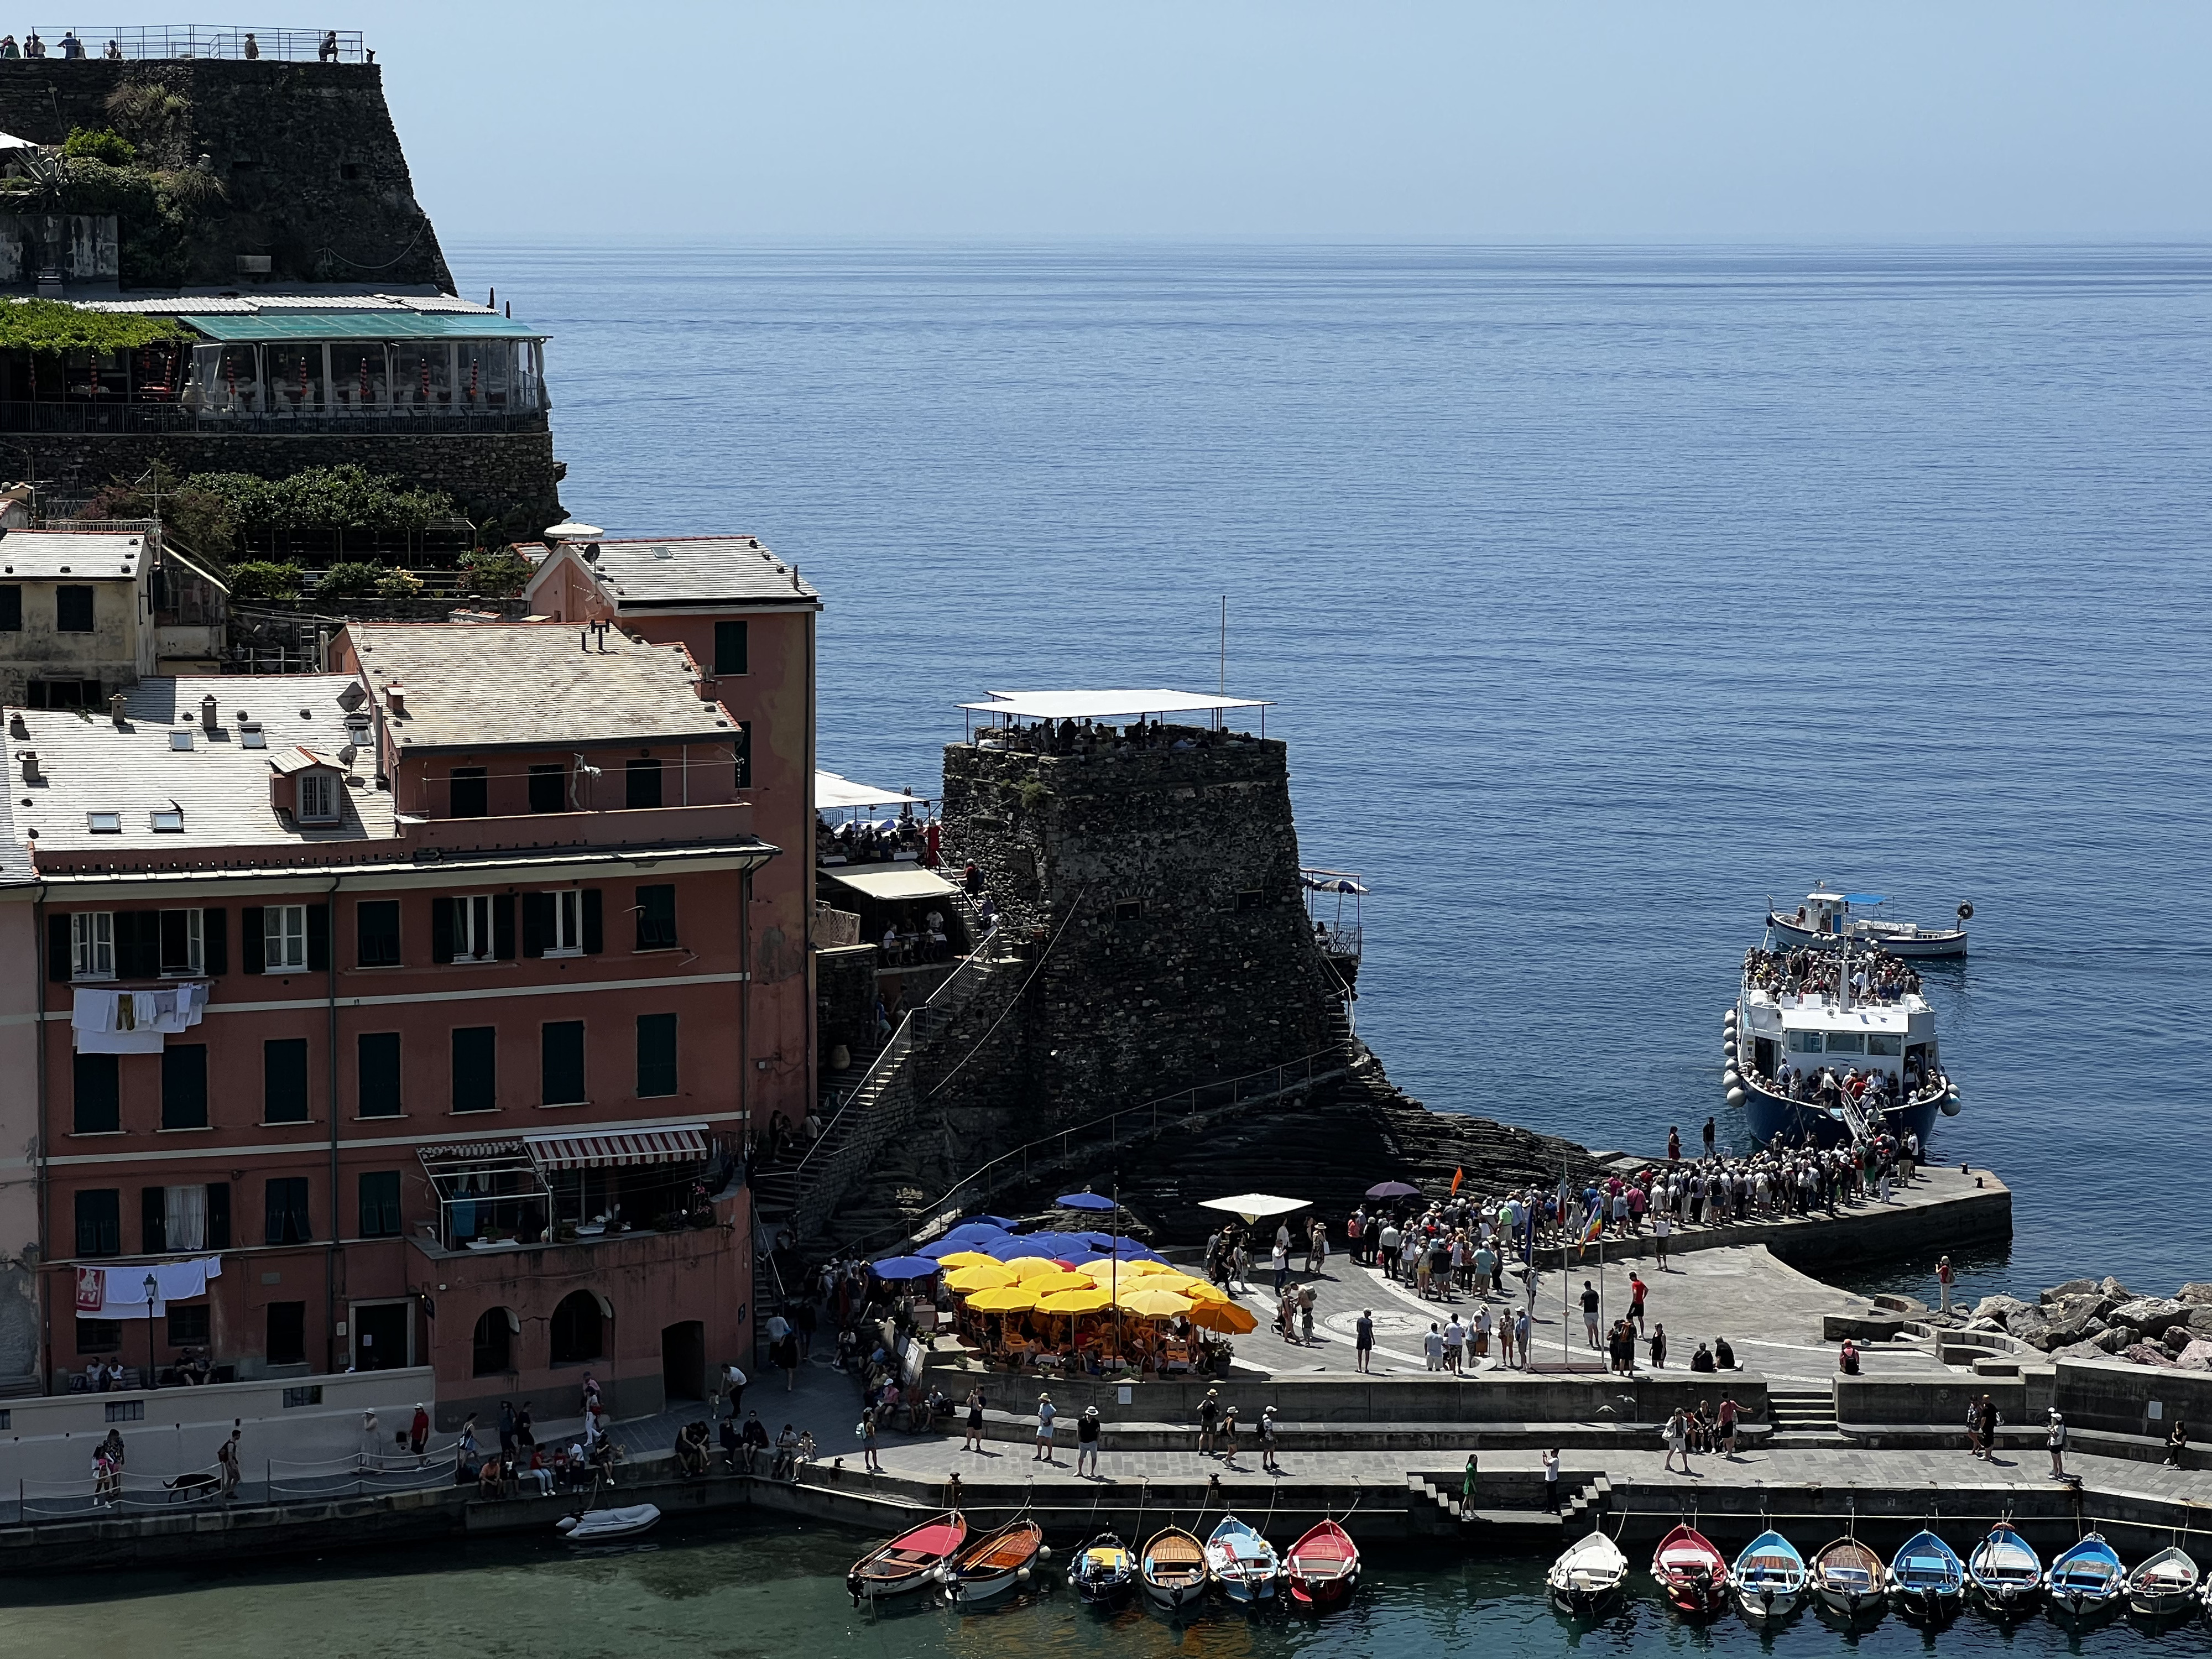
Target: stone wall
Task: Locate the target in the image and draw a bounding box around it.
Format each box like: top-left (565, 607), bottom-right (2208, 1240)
top-left (0, 60), bottom-right (450, 290)
top-left (0, 428), bottom-right (563, 526)
top-left (941, 730), bottom-right (1339, 1115)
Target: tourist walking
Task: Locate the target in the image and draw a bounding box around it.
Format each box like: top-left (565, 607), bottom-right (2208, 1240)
top-left (859, 1407), bottom-right (882, 1473)
top-left (1354, 1309), bottom-right (1374, 1374)
top-left (2047, 1408), bottom-right (2067, 1479)
top-left (1220, 1406), bottom-right (1239, 1467)
top-left (1581, 1280), bottom-right (1600, 1349)
top-left (1199, 1387), bottom-right (1221, 1455)
top-left (1653, 1211), bottom-right (1670, 1270)
top-left (1272, 1234), bottom-right (1291, 1293)
top-left (1542, 1447), bottom-right (1561, 1510)
top-left (1077, 1406), bottom-right (1102, 1477)
top-left (1460, 1452), bottom-right (1479, 1510)
top-left (1424, 1322), bottom-right (1445, 1371)
top-left (1033, 1392), bottom-right (1056, 1463)
top-left (410, 1401), bottom-right (430, 1457)
top-left (1718, 1395), bottom-right (1739, 1457)
top-left (1259, 1406), bottom-right (1279, 1472)
top-left (217, 1426), bottom-right (242, 1500)
top-left (964, 1385), bottom-right (987, 1452)
top-left (1662, 1407), bottom-right (1693, 1474)
top-left (1628, 1271), bottom-right (1647, 1332)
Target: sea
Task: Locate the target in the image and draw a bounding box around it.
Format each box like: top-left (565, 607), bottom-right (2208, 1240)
top-left (73, 242), bottom-right (2195, 1652)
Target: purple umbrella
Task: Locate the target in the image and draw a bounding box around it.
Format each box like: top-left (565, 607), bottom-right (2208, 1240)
top-left (1366, 1181), bottom-right (1422, 1200)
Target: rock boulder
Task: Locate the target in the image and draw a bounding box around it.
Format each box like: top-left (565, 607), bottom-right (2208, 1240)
top-left (2179, 1282), bottom-right (2212, 1306)
top-left (2176, 1339), bottom-right (2212, 1372)
top-left (2112, 1297), bottom-right (2190, 1337)
top-left (2042, 1278), bottom-right (2098, 1305)
top-left (1973, 1295), bottom-right (2033, 1325)
top-left (2100, 1275), bottom-right (2132, 1303)
top-left (2121, 1343), bottom-right (2176, 1368)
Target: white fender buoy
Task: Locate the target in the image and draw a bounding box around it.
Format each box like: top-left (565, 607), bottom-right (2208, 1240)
top-left (1721, 1039), bottom-right (1736, 1056)
top-left (1723, 1008), bottom-right (1737, 1026)
top-left (1723, 1069), bottom-right (1739, 1089)
top-left (1017, 1566), bottom-right (1031, 1583)
top-left (1940, 1087), bottom-right (1962, 1117)
top-left (1035, 1543), bottom-right (1052, 1561)
top-left (1726, 1087), bottom-right (1746, 1106)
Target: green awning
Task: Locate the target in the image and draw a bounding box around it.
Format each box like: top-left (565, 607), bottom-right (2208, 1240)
top-left (182, 312), bottom-right (546, 342)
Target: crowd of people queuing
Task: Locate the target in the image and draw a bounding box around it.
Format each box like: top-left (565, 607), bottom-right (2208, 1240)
top-left (979, 716), bottom-right (1257, 759)
top-left (1745, 941), bottom-right (1924, 1006)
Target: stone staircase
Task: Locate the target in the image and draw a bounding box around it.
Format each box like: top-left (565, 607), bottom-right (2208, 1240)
top-left (1766, 1384), bottom-right (1845, 1446)
top-left (1406, 1471), bottom-right (1610, 1537)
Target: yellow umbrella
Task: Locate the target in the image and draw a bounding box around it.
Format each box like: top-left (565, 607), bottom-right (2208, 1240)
top-left (1184, 1299), bottom-right (1258, 1334)
top-left (936, 1251), bottom-right (998, 1270)
top-left (1023, 1270), bottom-right (1097, 1297)
top-left (1113, 1286), bottom-right (1194, 1318)
top-left (966, 1284), bottom-right (1040, 1313)
top-left (1037, 1286), bottom-right (1113, 1315)
top-left (945, 1263), bottom-right (1017, 1293)
top-left (1002, 1256), bottom-right (1066, 1281)
top-left (1115, 1259), bottom-right (1180, 1277)
top-left (1145, 1272), bottom-right (1227, 1302)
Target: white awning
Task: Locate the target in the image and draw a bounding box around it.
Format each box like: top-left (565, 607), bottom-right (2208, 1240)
top-left (524, 1124), bottom-right (708, 1173)
top-left (823, 864), bottom-right (959, 902)
top-left (1198, 1192), bottom-right (1311, 1222)
top-left (958, 688), bottom-right (1272, 721)
top-left (816, 770), bottom-right (932, 810)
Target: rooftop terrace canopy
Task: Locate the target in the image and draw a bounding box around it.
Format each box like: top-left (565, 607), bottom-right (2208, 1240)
top-left (182, 312), bottom-right (546, 342)
top-left (815, 770), bottom-right (933, 811)
top-left (958, 689), bottom-right (1273, 722)
top-left (823, 864), bottom-right (959, 903)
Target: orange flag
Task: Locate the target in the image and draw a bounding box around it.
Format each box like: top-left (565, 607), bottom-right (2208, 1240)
top-left (1449, 1166), bottom-right (1464, 1194)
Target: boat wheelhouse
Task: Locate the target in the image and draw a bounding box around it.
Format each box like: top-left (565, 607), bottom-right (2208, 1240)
top-left (1728, 942), bottom-right (1959, 1149)
top-left (1766, 885), bottom-right (1969, 959)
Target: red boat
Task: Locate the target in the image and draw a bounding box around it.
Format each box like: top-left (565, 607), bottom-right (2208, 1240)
top-left (1651, 1524), bottom-right (1730, 1618)
top-left (848, 1511), bottom-right (967, 1604)
top-left (1284, 1520), bottom-right (1360, 1608)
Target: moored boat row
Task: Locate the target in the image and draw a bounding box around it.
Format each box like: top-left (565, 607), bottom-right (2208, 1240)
top-left (1549, 1521), bottom-right (2201, 1631)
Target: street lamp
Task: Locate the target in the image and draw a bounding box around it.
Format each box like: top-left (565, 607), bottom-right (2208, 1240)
top-left (143, 1273), bottom-right (159, 1391)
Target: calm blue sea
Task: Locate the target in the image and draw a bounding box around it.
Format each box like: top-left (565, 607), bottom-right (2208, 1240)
top-left (451, 241), bottom-right (2212, 1305)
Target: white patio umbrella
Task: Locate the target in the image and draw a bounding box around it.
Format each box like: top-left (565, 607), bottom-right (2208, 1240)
top-left (1197, 1193), bottom-right (1310, 1225)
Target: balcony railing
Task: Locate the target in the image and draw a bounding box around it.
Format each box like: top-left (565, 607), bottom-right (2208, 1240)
top-left (19, 27), bottom-right (364, 61)
top-left (0, 400), bottom-right (545, 435)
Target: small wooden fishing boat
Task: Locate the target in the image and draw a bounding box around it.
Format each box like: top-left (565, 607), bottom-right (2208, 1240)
top-left (1888, 1529), bottom-right (1965, 1624)
top-left (1205, 1515), bottom-right (1280, 1604)
top-left (1967, 1523), bottom-right (2042, 1618)
top-left (1140, 1526), bottom-right (1208, 1612)
top-left (1651, 1524), bottom-right (1729, 1618)
top-left (2125, 1544), bottom-right (2200, 1621)
top-left (556, 1502), bottom-right (660, 1543)
top-left (1811, 1536), bottom-right (1887, 1624)
top-left (1548, 1530), bottom-right (1629, 1616)
top-left (2045, 1533), bottom-right (2126, 1626)
top-left (1284, 1519), bottom-right (1360, 1608)
top-left (1070, 1532), bottom-right (1136, 1607)
top-left (946, 1517), bottom-right (1045, 1603)
top-left (848, 1510), bottom-right (967, 1603)
top-left (1730, 1530), bottom-right (1806, 1624)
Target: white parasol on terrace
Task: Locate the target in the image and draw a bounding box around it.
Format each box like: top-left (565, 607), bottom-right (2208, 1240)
top-left (1198, 1193), bottom-right (1310, 1224)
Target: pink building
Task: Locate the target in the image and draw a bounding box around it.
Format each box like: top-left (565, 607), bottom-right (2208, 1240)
top-left (8, 560), bottom-right (819, 1422)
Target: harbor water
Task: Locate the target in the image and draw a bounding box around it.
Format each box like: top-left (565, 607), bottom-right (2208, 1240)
top-left (454, 239), bottom-right (2212, 1308)
top-left (13, 1520), bottom-right (2208, 1655)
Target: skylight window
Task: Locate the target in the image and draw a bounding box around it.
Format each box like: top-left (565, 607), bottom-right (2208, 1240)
top-left (169, 729), bottom-right (194, 751)
top-left (149, 808), bottom-right (184, 832)
top-left (240, 723), bottom-right (265, 750)
top-left (86, 812), bottom-right (120, 834)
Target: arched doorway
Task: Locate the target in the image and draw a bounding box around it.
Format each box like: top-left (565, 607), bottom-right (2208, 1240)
top-left (472, 1307), bottom-right (514, 1376)
top-left (550, 1290), bottom-right (604, 1365)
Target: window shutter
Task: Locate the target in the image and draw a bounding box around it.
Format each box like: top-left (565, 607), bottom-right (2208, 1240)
top-left (581, 889), bottom-right (603, 954)
top-left (493, 894), bottom-right (516, 960)
top-left (430, 896), bottom-right (455, 964)
top-left (306, 903), bottom-right (330, 971)
top-left (206, 1182), bottom-right (231, 1250)
top-left (521, 892), bottom-right (550, 958)
top-left (115, 910), bottom-right (161, 979)
top-left (241, 905), bottom-right (265, 974)
top-left (46, 913), bottom-right (69, 980)
top-left (142, 1185), bottom-right (168, 1255)
top-left (202, 907), bottom-right (227, 975)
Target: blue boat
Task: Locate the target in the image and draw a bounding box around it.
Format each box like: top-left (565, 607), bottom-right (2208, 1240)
top-left (1888, 1530), bottom-right (1965, 1625)
top-left (1967, 1524), bottom-right (2042, 1619)
top-left (1204, 1516), bottom-right (1280, 1604)
top-left (2046, 1534), bottom-right (2126, 1627)
top-left (1730, 1530), bottom-right (1807, 1625)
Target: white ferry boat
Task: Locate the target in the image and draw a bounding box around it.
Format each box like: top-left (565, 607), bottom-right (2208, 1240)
top-left (1725, 940), bottom-right (1960, 1148)
top-left (1766, 886), bottom-right (1970, 959)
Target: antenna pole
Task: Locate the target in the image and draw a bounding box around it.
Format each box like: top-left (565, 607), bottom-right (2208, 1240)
top-left (1219, 595), bottom-right (1226, 700)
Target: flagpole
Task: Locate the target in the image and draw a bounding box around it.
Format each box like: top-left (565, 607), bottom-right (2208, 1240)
top-left (1560, 1156), bottom-right (1569, 1371)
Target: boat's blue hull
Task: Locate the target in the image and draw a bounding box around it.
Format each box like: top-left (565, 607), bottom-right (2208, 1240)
top-left (1739, 1073), bottom-right (1943, 1151)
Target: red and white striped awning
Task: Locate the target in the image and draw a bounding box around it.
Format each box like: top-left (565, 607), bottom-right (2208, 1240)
top-left (523, 1124), bottom-right (708, 1173)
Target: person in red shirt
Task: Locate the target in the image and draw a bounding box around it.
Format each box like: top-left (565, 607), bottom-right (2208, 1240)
top-left (1629, 1271), bottom-right (1648, 1333)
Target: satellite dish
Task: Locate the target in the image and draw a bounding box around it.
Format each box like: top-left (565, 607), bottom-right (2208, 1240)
top-left (337, 744), bottom-right (358, 767)
top-left (544, 521), bottom-right (604, 541)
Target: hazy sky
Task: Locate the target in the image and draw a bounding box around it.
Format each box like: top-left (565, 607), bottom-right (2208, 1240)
top-left (92, 3), bottom-right (2212, 238)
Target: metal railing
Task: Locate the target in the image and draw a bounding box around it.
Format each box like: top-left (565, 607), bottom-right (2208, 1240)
top-left (0, 401), bottom-right (545, 435)
top-left (18, 27), bottom-right (364, 61)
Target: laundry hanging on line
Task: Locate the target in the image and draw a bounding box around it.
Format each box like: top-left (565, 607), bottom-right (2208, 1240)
top-left (71, 984), bottom-right (208, 1054)
top-left (73, 1255), bottom-right (225, 1318)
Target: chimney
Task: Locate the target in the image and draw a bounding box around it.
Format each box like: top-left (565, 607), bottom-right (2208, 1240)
top-left (108, 693), bottom-right (128, 728)
top-left (17, 749), bottom-right (36, 784)
top-left (385, 685), bottom-right (406, 716)
top-left (6, 711), bottom-right (23, 739)
top-left (200, 693), bottom-right (218, 732)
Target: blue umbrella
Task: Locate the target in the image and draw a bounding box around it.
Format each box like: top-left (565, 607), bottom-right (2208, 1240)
top-left (972, 1215), bottom-right (1018, 1230)
top-left (920, 1236), bottom-right (997, 1260)
top-left (946, 1220), bottom-right (1007, 1240)
top-left (985, 1235), bottom-right (1064, 1261)
top-left (1056, 1191), bottom-right (1117, 1212)
top-left (872, 1255), bottom-right (941, 1280)
top-left (1078, 1231), bottom-right (1118, 1249)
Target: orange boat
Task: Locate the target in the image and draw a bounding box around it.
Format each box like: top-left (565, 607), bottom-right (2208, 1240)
top-left (947, 1518), bottom-right (1046, 1603)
